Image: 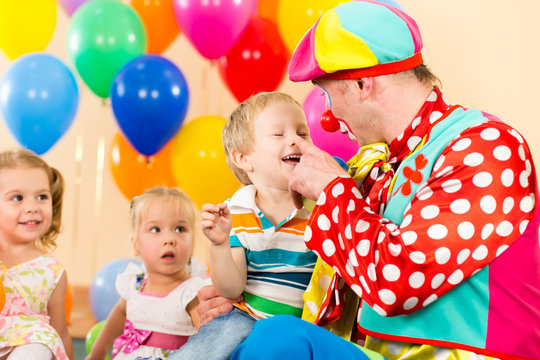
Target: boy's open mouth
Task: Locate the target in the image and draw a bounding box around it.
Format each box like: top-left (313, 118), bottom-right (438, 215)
top-left (282, 154), bottom-right (301, 165)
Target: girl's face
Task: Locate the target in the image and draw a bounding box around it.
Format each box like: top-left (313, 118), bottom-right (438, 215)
top-left (0, 167), bottom-right (52, 246)
top-left (134, 199), bottom-right (193, 278)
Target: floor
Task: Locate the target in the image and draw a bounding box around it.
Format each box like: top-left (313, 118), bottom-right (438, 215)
top-left (68, 285), bottom-right (97, 359)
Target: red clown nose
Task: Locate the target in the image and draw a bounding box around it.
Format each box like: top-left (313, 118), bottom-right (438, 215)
top-left (320, 109), bottom-right (341, 132)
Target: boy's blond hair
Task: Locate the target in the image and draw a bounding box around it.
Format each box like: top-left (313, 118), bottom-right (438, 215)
top-left (223, 92), bottom-right (303, 185)
top-left (0, 148), bottom-right (64, 250)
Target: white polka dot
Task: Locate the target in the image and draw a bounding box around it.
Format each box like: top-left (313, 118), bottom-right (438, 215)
top-left (305, 301), bottom-right (318, 316)
top-left (344, 224), bottom-right (352, 239)
top-left (332, 182), bottom-right (345, 197)
top-left (410, 251), bottom-right (426, 264)
top-left (510, 129), bottom-right (524, 143)
top-left (435, 247), bottom-right (451, 264)
top-left (374, 250), bottom-right (380, 265)
top-left (316, 191), bottom-right (326, 205)
top-left (496, 245), bottom-right (509, 256)
top-left (417, 185), bottom-right (433, 200)
top-left (367, 263), bottom-right (377, 281)
top-left (433, 347), bottom-right (450, 360)
top-left (360, 276), bottom-right (370, 294)
top-left (493, 145), bottom-right (511, 161)
top-left (457, 221), bottom-right (475, 240)
top-left (501, 169), bottom-right (514, 187)
top-left (420, 205), bottom-right (440, 219)
top-left (452, 138), bottom-right (471, 151)
top-left (463, 153), bottom-right (484, 167)
top-left (480, 195), bottom-right (496, 214)
top-left (496, 221), bottom-right (513, 237)
top-left (338, 233), bottom-right (345, 250)
top-left (442, 179), bottom-right (461, 193)
top-left (448, 269), bottom-right (464, 285)
top-left (379, 289), bottom-right (396, 305)
top-left (387, 341), bottom-right (403, 355)
top-left (348, 249), bottom-right (358, 267)
top-left (430, 111), bottom-right (443, 123)
top-left (519, 220), bottom-right (530, 234)
top-left (401, 214), bottom-right (412, 228)
top-left (355, 219), bottom-right (370, 233)
top-left (357, 240), bottom-right (370, 257)
top-left (317, 214), bottom-right (331, 231)
top-left (456, 249), bottom-right (470, 264)
top-left (520, 195), bottom-right (534, 213)
top-left (431, 273), bottom-right (445, 289)
top-left (402, 231), bottom-right (417, 245)
top-left (481, 223), bottom-right (494, 240)
top-left (350, 284), bottom-right (363, 297)
top-left (332, 206), bottom-right (339, 223)
top-left (518, 144), bottom-right (526, 160)
top-left (427, 224), bottom-right (448, 240)
top-left (433, 156), bottom-right (445, 172)
top-left (319, 275), bottom-right (332, 290)
top-left (409, 272), bottom-right (425, 288)
top-left (403, 297), bottom-right (418, 310)
top-left (426, 91), bottom-right (438, 102)
top-left (322, 239), bottom-right (336, 256)
top-left (480, 128), bottom-right (500, 141)
top-left (411, 116), bottom-right (422, 129)
top-left (382, 264), bottom-right (401, 282)
top-left (388, 243), bottom-right (402, 256)
top-left (472, 245), bottom-right (488, 260)
top-left (520, 170), bottom-right (530, 188)
top-left (436, 166), bottom-right (454, 178)
top-left (473, 172), bottom-right (493, 188)
top-left (345, 261), bottom-right (356, 277)
top-left (377, 231), bottom-right (385, 244)
top-left (346, 199), bottom-right (355, 213)
top-left (304, 226), bottom-right (312, 242)
top-left (373, 304), bottom-right (387, 316)
top-left (423, 294), bottom-right (438, 307)
top-left (502, 197), bottom-right (514, 214)
top-left (450, 199), bottom-right (471, 214)
top-left (407, 136), bottom-right (422, 151)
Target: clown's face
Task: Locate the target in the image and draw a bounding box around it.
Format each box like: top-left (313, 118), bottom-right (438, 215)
top-left (315, 81), bottom-right (357, 142)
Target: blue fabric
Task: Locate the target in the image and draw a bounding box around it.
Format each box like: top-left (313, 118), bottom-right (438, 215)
top-left (169, 307), bottom-right (256, 360)
top-left (231, 315), bottom-right (388, 360)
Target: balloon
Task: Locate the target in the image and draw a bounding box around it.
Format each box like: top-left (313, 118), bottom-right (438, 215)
top-left (0, 0), bottom-right (56, 60)
top-left (277, 0), bottom-right (345, 54)
top-left (173, 0), bottom-right (254, 59)
top-left (89, 258), bottom-right (142, 321)
top-left (303, 87), bottom-right (358, 161)
top-left (67, 0), bottom-right (147, 98)
top-left (58, 0), bottom-right (91, 16)
top-left (218, 16), bottom-right (288, 103)
top-left (131, 0), bottom-right (180, 54)
top-left (170, 115), bottom-right (241, 208)
top-left (65, 284), bottom-right (73, 324)
top-left (111, 55), bottom-right (189, 156)
top-left (85, 321), bottom-right (112, 360)
top-left (257, 0), bottom-right (279, 22)
top-left (0, 280), bottom-right (5, 313)
top-left (109, 132), bottom-right (178, 200)
top-left (0, 53), bottom-right (79, 155)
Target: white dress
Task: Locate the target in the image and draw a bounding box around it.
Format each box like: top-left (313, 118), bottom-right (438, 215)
top-left (113, 263), bottom-right (208, 360)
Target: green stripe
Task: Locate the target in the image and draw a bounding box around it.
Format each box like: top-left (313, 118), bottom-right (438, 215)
top-left (243, 292), bottom-right (302, 317)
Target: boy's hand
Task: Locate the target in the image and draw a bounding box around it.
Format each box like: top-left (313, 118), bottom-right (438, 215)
top-left (201, 203), bottom-right (233, 245)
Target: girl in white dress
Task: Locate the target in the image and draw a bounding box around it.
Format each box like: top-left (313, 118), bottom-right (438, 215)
top-left (0, 149), bottom-right (73, 360)
top-left (86, 187), bottom-right (208, 360)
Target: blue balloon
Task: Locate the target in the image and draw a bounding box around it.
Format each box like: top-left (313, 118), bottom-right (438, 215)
top-left (0, 53), bottom-right (79, 155)
top-left (89, 258), bottom-right (142, 321)
top-left (111, 55), bottom-right (189, 156)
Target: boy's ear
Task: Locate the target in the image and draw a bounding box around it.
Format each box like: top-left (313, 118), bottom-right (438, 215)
top-left (230, 148), bottom-right (253, 173)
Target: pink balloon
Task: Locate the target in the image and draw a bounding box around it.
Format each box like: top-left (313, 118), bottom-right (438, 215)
top-left (173, 0), bottom-right (254, 60)
top-left (58, 0), bottom-right (91, 15)
top-left (303, 87), bottom-right (359, 161)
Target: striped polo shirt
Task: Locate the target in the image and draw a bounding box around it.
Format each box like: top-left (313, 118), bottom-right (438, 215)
top-left (227, 185), bottom-right (317, 318)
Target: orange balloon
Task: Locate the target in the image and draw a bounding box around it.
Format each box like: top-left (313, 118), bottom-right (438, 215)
top-left (109, 132), bottom-right (178, 200)
top-left (131, 0), bottom-right (180, 54)
top-left (258, 0), bottom-right (279, 22)
top-left (0, 280), bottom-right (5, 313)
top-left (65, 284), bottom-right (73, 324)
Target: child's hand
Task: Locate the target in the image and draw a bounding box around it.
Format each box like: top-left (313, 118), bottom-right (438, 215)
top-left (201, 203), bottom-right (232, 245)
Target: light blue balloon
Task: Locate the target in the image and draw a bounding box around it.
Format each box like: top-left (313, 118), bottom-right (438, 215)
top-left (89, 258), bottom-right (142, 321)
top-left (0, 53), bottom-right (79, 155)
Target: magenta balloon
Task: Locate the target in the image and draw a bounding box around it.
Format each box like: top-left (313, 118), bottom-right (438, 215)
top-left (303, 87), bottom-right (359, 161)
top-left (58, 0), bottom-right (91, 15)
top-left (173, 0), bottom-right (254, 59)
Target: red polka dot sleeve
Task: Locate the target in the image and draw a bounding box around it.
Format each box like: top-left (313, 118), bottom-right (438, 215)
top-left (305, 121), bottom-right (537, 316)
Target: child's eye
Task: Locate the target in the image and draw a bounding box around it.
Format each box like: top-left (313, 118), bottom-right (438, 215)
top-left (175, 226), bottom-right (186, 233)
top-left (298, 131), bottom-right (309, 137)
top-left (37, 194), bottom-right (49, 201)
top-left (150, 226), bottom-right (161, 233)
top-left (11, 195), bottom-right (22, 202)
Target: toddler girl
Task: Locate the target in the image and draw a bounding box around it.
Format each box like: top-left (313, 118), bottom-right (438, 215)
top-left (86, 187), bottom-right (208, 360)
top-left (0, 148), bottom-right (73, 360)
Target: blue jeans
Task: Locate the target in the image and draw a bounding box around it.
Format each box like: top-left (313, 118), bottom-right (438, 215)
top-left (169, 307), bottom-right (256, 360)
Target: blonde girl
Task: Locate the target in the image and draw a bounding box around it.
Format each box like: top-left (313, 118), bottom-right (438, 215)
top-left (86, 187), bottom-right (207, 360)
top-left (0, 148), bottom-right (73, 360)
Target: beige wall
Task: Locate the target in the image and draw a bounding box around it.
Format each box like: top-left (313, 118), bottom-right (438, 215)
top-left (1, 0), bottom-right (539, 286)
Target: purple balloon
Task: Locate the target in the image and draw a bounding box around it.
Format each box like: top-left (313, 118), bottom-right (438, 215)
top-left (173, 0), bottom-right (254, 59)
top-left (303, 87), bottom-right (359, 161)
top-left (57, 0), bottom-right (91, 15)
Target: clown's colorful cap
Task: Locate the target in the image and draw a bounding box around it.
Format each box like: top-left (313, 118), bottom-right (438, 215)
top-left (288, 0), bottom-right (424, 82)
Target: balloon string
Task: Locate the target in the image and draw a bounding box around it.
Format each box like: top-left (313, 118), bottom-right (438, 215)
top-left (202, 60), bottom-right (210, 115)
top-left (70, 134), bottom-right (84, 269)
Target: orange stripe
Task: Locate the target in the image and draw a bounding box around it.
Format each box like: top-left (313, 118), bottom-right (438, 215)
top-left (234, 227), bottom-right (264, 234)
top-left (281, 218), bottom-right (308, 230)
top-left (231, 213), bottom-right (262, 230)
top-left (276, 228), bottom-right (305, 235)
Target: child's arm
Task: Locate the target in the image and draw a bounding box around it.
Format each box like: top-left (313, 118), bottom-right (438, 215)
top-left (85, 298), bottom-right (127, 360)
top-left (48, 271), bottom-right (74, 360)
top-left (202, 203), bottom-right (247, 299)
top-left (186, 297), bottom-right (202, 329)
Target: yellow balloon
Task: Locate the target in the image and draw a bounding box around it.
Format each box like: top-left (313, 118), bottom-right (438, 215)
top-left (277, 0), bottom-right (347, 54)
top-left (171, 115), bottom-right (241, 208)
top-left (0, 0), bottom-right (57, 60)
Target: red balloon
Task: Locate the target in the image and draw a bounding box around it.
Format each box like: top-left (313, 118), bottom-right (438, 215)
top-left (218, 16), bottom-right (288, 103)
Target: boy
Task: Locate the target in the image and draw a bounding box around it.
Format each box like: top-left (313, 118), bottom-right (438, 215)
top-left (170, 92), bottom-right (317, 359)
